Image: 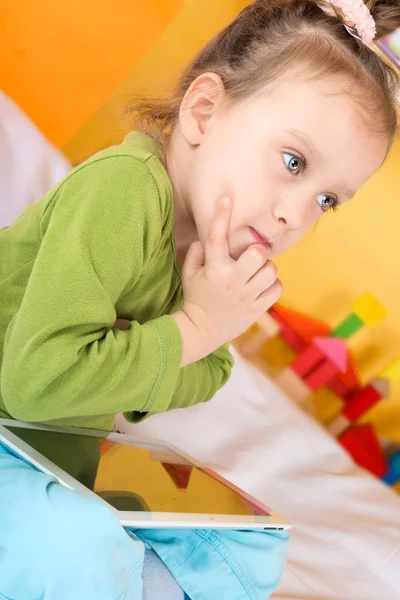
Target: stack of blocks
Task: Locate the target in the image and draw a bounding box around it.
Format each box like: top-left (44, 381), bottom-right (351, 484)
top-left (239, 294), bottom-right (400, 489)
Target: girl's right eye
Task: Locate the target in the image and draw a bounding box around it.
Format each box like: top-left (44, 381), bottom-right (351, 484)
top-left (283, 152), bottom-right (305, 175)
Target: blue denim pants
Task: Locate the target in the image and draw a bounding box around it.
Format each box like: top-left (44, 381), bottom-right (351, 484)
top-left (0, 443), bottom-right (289, 599)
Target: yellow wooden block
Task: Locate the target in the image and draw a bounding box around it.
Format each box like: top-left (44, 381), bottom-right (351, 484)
top-left (352, 293), bottom-right (386, 326)
top-left (379, 357), bottom-right (400, 382)
top-left (261, 337), bottom-right (296, 369)
top-left (313, 387), bottom-right (344, 425)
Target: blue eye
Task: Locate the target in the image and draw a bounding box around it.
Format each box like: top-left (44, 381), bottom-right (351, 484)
top-left (317, 193), bottom-right (338, 212)
top-left (283, 152), bottom-right (304, 175)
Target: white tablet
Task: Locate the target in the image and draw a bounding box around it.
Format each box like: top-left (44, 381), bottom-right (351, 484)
top-left (0, 419), bottom-right (290, 531)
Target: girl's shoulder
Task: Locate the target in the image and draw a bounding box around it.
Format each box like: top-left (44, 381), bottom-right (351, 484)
top-left (40, 131), bottom-right (174, 232)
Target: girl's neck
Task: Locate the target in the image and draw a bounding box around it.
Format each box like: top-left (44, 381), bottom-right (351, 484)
top-left (165, 129), bottom-right (198, 264)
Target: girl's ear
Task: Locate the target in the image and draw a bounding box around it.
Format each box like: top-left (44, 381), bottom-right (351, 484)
top-left (178, 72), bottom-right (226, 146)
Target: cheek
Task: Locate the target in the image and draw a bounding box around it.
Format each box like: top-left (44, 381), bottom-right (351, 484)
top-left (273, 218), bottom-right (319, 257)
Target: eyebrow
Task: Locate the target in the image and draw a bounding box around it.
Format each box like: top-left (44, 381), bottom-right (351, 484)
top-left (342, 188), bottom-right (354, 200)
top-left (284, 128), bottom-right (321, 159)
top-left (285, 128), bottom-right (356, 201)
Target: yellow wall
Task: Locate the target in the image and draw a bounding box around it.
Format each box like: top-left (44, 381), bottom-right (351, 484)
top-left (2, 0), bottom-right (400, 439)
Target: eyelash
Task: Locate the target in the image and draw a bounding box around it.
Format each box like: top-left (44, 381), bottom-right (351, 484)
top-left (282, 152), bottom-right (340, 213)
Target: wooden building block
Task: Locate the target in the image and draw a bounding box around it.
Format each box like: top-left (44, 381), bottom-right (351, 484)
top-left (327, 414), bottom-right (350, 437)
top-left (274, 368), bottom-right (311, 404)
top-left (333, 353), bottom-right (361, 396)
top-left (339, 424), bottom-right (388, 477)
top-left (370, 378), bottom-right (390, 399)
top-left (352, 293), bottom-right (387, 326)
top-left (240, 329), bottom-right (269, 357)
top-left (331, 314), bottom-right (363, 339)
top-left (270, 305), bottom-right (330, 342)
top-left (291, 344), bottom-right (324, 377)
top-left (279, 326), bottom-right (306, 353)
top-left (382, 450), bottom-right (400, 485)
top-left (269, 308), bottom-right (307, 352)
top-left (328, 377), bottom-right (352, 398)
top-left (343, 385), bottom-right (382, 421)
top-left (240, 313), bottom-right (280, 357)
top-left (257, 312), bottom-right (281, 337)
top-left (314, 387), bottom-right (344, 424)
top-left (304, 359), bottom-right (339, 391)
top-left (313, 337), bottom-right (348, 371)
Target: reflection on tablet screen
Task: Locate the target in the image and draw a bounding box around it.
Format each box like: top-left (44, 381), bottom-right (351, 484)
top-left (5, 427), bottom-right (270, 517)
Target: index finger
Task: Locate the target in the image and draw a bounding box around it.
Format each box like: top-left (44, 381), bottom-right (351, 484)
top-left (204, 198), bottom-right (232, 267)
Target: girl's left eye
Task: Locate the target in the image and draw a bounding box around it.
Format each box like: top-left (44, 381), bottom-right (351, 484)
top-left (317, 193), bottom-right (338, 212)
top-left (283, 152), bottom-right (304, 175)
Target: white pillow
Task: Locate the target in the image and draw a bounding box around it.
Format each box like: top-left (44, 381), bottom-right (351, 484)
top-left (0, 91), bottom-right (70, 227)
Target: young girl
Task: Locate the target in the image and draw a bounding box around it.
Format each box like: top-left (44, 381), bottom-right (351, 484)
top-left (1, 0), bottom-right (399, 598)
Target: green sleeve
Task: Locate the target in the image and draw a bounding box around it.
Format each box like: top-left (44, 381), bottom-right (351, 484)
top-left (2, 155), bottom-right (233, 422)
top-left (125, 343), bottom-right (234, 422)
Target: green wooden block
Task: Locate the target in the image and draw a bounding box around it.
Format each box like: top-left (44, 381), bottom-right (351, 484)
top-left (331, 313), bottom-right (363, 339)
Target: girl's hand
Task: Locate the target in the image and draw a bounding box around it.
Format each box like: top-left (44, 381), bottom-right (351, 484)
top-left (172, 199), bottom-right (282, 365)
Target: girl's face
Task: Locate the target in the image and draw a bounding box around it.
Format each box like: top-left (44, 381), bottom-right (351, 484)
top-left (173, 71), bottom-right (388, 260)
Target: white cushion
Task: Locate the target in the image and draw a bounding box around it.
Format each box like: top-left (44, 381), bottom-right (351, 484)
top-left (0, 91), bottom-right (70, 227)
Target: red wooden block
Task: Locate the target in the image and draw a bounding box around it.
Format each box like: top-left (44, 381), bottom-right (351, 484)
top-left (304, 359), bottom-right (339, 391)
top-left (162, 463), bottom-right (193, 489)
top-left (327, 377), bottom-right (352, 398)
top-left (327, 353), bottom-right (361, 398)
top-left (291, 344), bottom-right (324, 377)
top-left (339, 424), bottom-right (388, 477)
top-left (279, 326), bottom-right (306, 353)
top-left (342, 385), bottom-right (382, 422)
top-left (269, 308), bottom-right (306, 352)
top-left (270, 305), bottom-right (330, 343)
top-left (335, 353), bottom-right (361, 392)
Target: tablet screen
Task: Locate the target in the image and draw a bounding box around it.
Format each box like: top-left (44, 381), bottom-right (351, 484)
top-left (4, 425), bottom-right (271, 518)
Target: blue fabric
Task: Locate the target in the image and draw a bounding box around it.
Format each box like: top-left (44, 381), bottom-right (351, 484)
top-left (134, 528), bottom-right (289, 600)
top-left (0, 442), bottom-right (289, 600)
top-left (0, 442), bottom-right (145, 600)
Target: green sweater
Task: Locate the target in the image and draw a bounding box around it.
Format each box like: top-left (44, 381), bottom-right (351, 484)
top-left (0, 132), bottom-right (233, 433)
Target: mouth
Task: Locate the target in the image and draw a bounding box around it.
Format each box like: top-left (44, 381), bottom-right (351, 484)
top-left (249, 227), bottom-right (272, 250)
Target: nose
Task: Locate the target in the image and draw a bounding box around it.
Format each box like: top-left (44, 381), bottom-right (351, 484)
top-left (271, 191), bottom-right (310, 232)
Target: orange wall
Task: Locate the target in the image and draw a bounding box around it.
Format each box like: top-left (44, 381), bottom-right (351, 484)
top-left (0, 0), bottom-right (183, 146)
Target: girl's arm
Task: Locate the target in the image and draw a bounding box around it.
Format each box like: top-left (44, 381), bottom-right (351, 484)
top-left (1, 156), bottom-right (232, 422)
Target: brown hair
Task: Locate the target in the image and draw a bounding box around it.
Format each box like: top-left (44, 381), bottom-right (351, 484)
top-left (129, 0), bottom-right (400, 150)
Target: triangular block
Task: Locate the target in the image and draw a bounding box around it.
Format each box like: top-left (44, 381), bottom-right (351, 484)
top-left (313, 337), bottom-right (348, 372)
top-left (334, 352), bottom-right (361, 392)
top-left (270, 306), bottom-right (330, 343)
top-left (339, 424), bottom-right (388, 477)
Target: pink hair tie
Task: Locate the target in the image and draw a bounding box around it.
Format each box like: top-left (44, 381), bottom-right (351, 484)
top-left (321, 0), bottom-right (377, 45)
